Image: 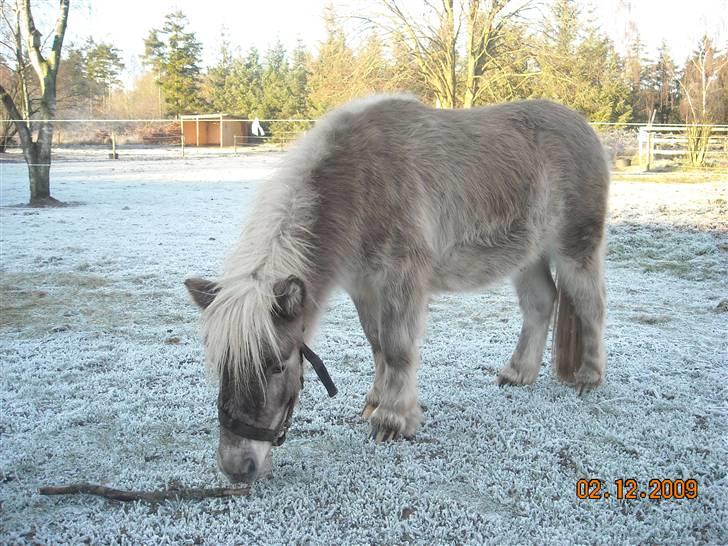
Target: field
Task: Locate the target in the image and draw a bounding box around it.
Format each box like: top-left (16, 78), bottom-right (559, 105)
top-left (1, 151), bottom-right (726, 544)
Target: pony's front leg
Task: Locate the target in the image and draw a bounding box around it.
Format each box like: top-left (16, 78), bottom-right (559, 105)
top-left (352, 294), bottom-right (384, 419)
top-left (368, 274), bottom-right (427, 442)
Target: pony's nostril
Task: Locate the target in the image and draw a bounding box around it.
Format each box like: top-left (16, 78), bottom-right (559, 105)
top-left (227, 458), bottom-right (257, 483)
top-left (241, 458), bottom-right (256, 476)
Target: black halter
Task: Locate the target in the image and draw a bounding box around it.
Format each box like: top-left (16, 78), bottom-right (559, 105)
top-left (218, 344), bottom-right (337, 446)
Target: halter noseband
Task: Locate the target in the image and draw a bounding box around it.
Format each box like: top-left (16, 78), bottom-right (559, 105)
top-left (218, 344), bottom-right (337, 446)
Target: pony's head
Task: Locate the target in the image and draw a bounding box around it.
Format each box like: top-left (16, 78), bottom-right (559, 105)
top-left (185, 275), bottom-right (307, 484)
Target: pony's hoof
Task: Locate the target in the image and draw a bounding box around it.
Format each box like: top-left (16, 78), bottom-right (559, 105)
top-left (368, 408), bottom-right (406, 443)
top-left (370, 427), bottom-right (399, 443)
top-left (361, 404), bottom-right (377, 421)
top-left (496, 364), bottom-right (538, 386)
top-left (573, 367), bottom-right (602, 395)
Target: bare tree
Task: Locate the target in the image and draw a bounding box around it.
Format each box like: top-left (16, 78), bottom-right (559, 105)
top-left (463, 0), bottom-right (532, 107)
top-left (0, 2), bottom-right (35, 152)
top-left (680, 35), bottom-right (728, 166)
top-left (371, 0), bottom-right (459, 108)
top-left (0, 0), bottom-right (69, 206)
top-left (363, 0), bottom-right (532, 108)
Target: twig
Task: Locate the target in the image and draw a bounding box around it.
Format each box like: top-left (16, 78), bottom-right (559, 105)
top-left (39, 483), bottom-right (250, 502)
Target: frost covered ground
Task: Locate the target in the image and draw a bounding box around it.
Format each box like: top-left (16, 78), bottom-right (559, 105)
top-left (1, 151), bottom-right (726, 544)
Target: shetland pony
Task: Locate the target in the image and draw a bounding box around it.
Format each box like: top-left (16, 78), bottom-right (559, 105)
top-left (186, 95), bottom-right (608, 483)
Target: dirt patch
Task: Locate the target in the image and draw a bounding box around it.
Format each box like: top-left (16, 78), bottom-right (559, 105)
top-left (631, 314), bottom-right (672, 325)
top-left (0, 271), bottom-right (181, 337)
top-left (611, 169), bottom-right (728, 184)
top-left (3, 199), bottom-right (85, 208)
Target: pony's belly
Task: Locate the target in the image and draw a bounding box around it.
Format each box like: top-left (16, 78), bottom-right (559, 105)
top-left (429, 243), bottom-right (530, 292)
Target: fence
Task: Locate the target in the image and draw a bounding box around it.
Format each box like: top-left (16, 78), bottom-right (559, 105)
top-left (638, 125), bottom-right (728, 168)
top-left (0, 118), bottom-right (316, 161)
top-left (0, 118), bottom-right (726, 167)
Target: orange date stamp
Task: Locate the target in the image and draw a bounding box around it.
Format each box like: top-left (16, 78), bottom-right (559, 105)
top-left (576, 478), bottom-right (698, 500)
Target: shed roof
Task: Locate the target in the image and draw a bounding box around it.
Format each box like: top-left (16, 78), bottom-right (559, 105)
top-left (179, 113), bottom-right (248, 121)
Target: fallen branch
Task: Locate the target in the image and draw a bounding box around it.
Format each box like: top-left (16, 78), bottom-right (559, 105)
top-left (39, 483), bottom-right (250, 502)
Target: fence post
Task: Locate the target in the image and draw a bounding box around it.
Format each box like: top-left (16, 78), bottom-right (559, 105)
top-left (645, 131), bottom-right (653, 171)
top-left (109, 131), bottom-right (118, 159)
top-left (181, 134), bottom-right (185, 159)
top-left (638, 127), bottom-right (645, 166)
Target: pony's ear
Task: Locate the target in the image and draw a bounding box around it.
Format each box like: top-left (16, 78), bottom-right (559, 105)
top-left (185, 277), bottom-right (220, 310)
top-left (273, 276), bottom-right (306, 320)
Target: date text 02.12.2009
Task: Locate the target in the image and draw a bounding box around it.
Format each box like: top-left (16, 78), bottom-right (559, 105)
top-left (576, 478), bottom-right (698, 500)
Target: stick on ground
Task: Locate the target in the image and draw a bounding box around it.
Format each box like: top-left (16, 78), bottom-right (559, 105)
top-left (39, 483), bottom-right (250, 502)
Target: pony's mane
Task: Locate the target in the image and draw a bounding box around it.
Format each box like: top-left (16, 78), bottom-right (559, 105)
top-left (201, 148), bottom-right (318, 390)
top-left (200, 94), bottom-right (418, 390)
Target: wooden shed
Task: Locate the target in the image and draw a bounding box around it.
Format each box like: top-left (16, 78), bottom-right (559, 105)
top-left (179, 114), bottom-right (251, 147)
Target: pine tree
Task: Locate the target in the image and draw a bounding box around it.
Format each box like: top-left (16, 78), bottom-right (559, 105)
top-left (260, 40), bottom-right (292, 119)
top-left (204, 29), bottom-right (236, 113)
top-left (532, 0), bottom-right (632, 122)
top-left (289, 40), bottom-right (310, 118)
top-left (143, 11), bottom-right (204, 117)
top-left (56, 39), bottom-right (124, 117)
top-left (644, 41), bottom-right (680, 124)
top-left (229, 47), bottom-right (264, 117)
top-left (57, 44), bottom-right (90, 114)
top-left (84, 39), bottom-right (125, 113)
top-left (308, 6), bottom-right (356, 114)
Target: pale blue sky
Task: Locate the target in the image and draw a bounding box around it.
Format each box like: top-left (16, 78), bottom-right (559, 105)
top-left (61, 0), bottom-right (727, 82)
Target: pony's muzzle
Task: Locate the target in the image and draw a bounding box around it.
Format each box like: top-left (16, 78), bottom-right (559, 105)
top-left (217, 447), bottom-right (259, 484)
top-left (217, 428), bottom-right (273, 483)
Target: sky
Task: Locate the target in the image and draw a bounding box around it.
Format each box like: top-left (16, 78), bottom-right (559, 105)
top-left (59, 0), bottom-right (728, 83)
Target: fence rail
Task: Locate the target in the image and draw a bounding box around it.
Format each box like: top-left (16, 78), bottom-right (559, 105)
top-left (637, 125), bottom-right (728, 168)
top-left (1, 119), bottom-right (727, 166)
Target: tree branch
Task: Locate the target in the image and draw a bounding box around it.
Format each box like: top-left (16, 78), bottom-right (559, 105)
top-left (19, 0), bottom-right (46, 77)
top-left (48, 0), bottom-right (70, 71)
top-left (39, 483), bottom-right (251, 503)
top-left (0, 80), bottom-right (30, 144)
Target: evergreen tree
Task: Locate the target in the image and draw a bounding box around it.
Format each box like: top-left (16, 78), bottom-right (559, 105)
top-left (228, 47), bottom-right (264, 117)
top-left (574, 29), bottom-right (632, 123)
top-left (532, 0), bottom-right (632, 122)
top-left (308, 6), bottom-right (356, 114)
top-left (289, 40), bottom-right (311, 118)
top-left (143, 11), bottom-right (204, 116)
top-left (644, 41), bottom-right (680, 124)
top-left (84, 39), bottom-right (125, 111)
top-left (57, 39), bottom-right (124, 117)
top-left (204, 29), bottom-right (237, 113)
top-left (260, 40), bottom-right (293, 119)
top-left (57, 44), bottom-right (90, 110)
top-left (623, 29), bottom-right (648, 121)
top-left (353, 33), bottom-right (392, 96)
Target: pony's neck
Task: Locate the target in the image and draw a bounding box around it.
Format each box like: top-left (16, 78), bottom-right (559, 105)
top-left (224, 177), bottom-right (338, 337)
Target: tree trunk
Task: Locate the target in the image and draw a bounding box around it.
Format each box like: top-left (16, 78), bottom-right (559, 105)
top-left (29, 163), bottom-right (51, 200)
top-left (24, 121), bottom-right (55, 204)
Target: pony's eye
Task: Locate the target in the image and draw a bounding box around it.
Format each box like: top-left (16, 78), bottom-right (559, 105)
top-left (271, 362), bottom-right (285, 374)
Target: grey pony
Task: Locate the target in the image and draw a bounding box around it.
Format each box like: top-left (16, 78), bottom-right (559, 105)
top-left (186, 94), bottom-right (609, 483)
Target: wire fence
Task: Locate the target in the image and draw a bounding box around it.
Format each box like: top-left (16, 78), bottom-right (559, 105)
top-left (0, 119), bottom-right (316, 162)
top-left (0, 118), bottom-right (726, 167)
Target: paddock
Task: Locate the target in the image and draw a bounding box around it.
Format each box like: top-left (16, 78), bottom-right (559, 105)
top-left (0, 151), bottom-right (726, 543)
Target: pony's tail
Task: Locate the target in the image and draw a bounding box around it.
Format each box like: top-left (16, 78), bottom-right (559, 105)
top-left (553, 280), bottom-right (582, 383)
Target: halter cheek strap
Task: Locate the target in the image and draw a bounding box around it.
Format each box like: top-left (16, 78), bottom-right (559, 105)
top-left (302, 344), bottom-right (338, 397)
top-left (218, 344), bottom-right (337, 446)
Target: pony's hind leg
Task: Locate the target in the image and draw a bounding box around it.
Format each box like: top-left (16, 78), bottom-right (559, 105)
top-left (352, 293), bottom-right (384, 420)
top-left (497, 258), bottom-right (556, 386)
top-left (553, 250), bottom-right (607, 392)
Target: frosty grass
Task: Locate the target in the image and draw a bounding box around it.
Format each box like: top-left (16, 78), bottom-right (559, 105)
top-left (1, 151), bottom-right (726, 544)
